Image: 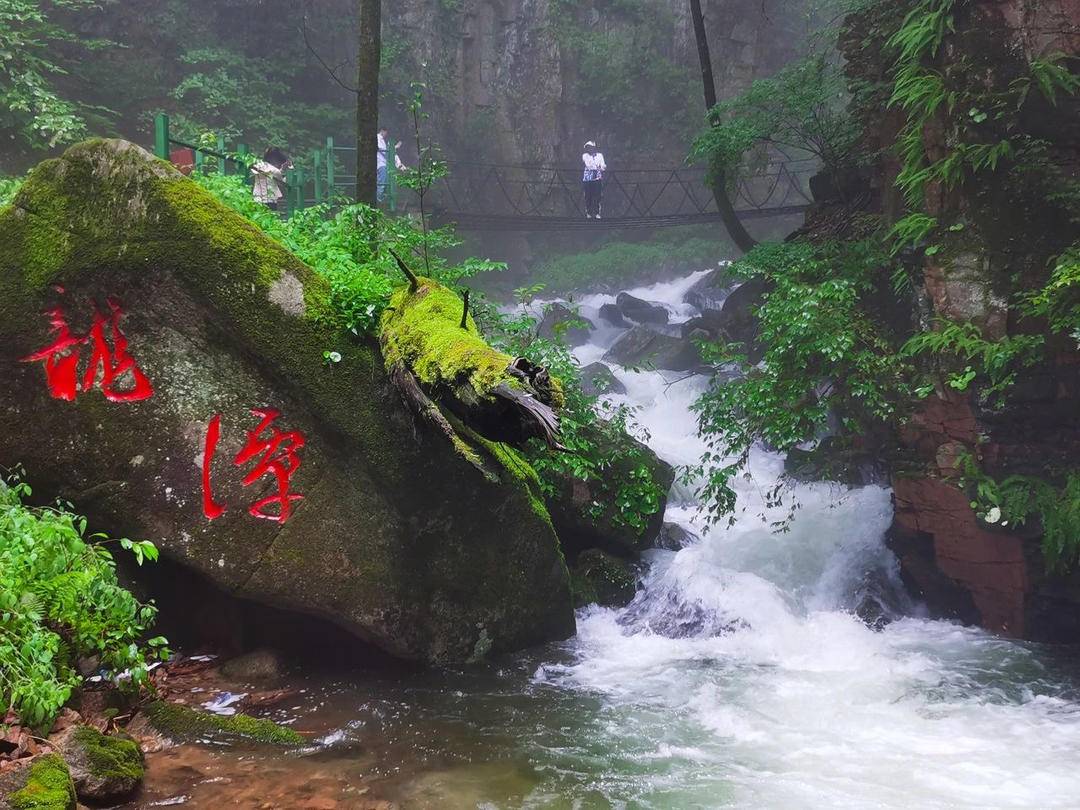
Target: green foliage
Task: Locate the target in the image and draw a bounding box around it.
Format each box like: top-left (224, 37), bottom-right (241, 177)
top-left (195, 173), bottom-right (500, 334)
top-left (483, 295), bottom-right (665, 534)
top-left (0, 174), bottom-right (24, 206)
top-left (957, 454), bottom-right (1080, 573)
top-left (886, 0), bottom-right (955, 63)
top-left (691, 240), bottom-right (911, 523)
top-left (1024, 246), bottom-right (1080, 347)
top-left (164, 47), bottom-right (348, 150)
top-left (1024, 53), bottom-right (1080, 107)
top-left (0, 0), bottom-right (109, 153)
top-left (902, 320), bottom-right (1045, 400)
top-left (502, 234), bottom-right (731, 297)
top-left (0, 477), bottom-right (168, 728)
top-left (691, 55), bottom-right (864, 183)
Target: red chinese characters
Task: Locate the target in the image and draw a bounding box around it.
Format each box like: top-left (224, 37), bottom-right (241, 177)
top-left (21, 297), bottom-right (153, 402)
top-left (201, 408), bottom-right (306, 524)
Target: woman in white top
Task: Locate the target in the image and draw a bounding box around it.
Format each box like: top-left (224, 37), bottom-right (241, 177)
top-left (582, 140), bottom-right (606, 219)
top-left (251, 147), bottom-right (291, 211)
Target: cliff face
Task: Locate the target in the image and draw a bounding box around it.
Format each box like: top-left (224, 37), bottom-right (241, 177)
top-left (843, 0), bottom-right (1080, 640)
top-left (377, 0), bottom-right (815, 166)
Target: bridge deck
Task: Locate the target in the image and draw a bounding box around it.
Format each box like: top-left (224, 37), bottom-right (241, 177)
top-left (437, 205), bottom-right (810, 232)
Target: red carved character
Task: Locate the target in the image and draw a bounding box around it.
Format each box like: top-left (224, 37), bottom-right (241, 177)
top-left (201, 409), bottom-right (305, 524)
top-left (21, 297), bottom-right (153, 402)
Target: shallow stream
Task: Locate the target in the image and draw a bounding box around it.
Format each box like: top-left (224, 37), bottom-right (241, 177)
top-left (135, 270), bottom-right (1080, 809)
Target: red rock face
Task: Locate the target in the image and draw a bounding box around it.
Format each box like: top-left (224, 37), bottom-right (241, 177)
top-left (893, 476), bottom-right (1029, 636)
top-left (881, 0), bottom-right (1080, 641)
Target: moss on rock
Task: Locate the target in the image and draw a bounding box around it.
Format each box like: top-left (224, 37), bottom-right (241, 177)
top-left (7, 755), bottom-right (76, 810)
top-left (381, 280), bottom-right (521, 398)
top-left (143, 701), bottom-right (304, 746)
top-left (61, 726), bottom-right (143, 802)
top-left (0, 139), bottom-right (575, 664)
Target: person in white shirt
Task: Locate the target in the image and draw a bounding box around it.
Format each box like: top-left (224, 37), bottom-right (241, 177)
top-left (377, 127), bottom-right (407, 203)
top-left (251, 147), bottom-right (291, 211)
top-left (582, 140), bottom-right (606, 219)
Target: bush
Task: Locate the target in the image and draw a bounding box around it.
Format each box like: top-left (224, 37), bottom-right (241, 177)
top-left (691, 240), bottom-right (911, 522)
top-left (195, 173), bottom-right (502, 333)
top-left (481, 296), bottom-right (665, 534)
top-left (0, 477), bottom-right (168, 727)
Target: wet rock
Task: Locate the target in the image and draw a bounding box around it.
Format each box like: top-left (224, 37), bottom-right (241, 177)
top-left (537, 302), bottom-right (594, 346)
top-left (685, 268), bottom-right (732, 313)
top-left (603, 325), bottom-right (702, 371)
top-left (656, 522), bottom-right (700, 551)
top-left (713, 278), bottom-right (766, 363)
top-left (0, 139), bottom-right (574, 664)
top-left (219, 649), bottom-right (285, 682)
top-left (569, 549), bottom-right (638, 608)
top-left (680, 313), bottom-right (722, 340)
top-left (616, 292), bottom-right (669, 325)
top-left (579, 362), bottom-right (626, 397)
top-left (58, 726), bottom-right (143, 804)
top-left (0, 754), bottom-right (76, 810)
top-left (141, 701), bottom-right (304, 746)
top-left (598, 303), bottom-right (628, 328)
top-left (784, 438), bottom-right (885, 487)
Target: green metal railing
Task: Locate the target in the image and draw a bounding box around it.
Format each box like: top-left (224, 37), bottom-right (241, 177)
top-left (152, 113), bottom-right (399, 217)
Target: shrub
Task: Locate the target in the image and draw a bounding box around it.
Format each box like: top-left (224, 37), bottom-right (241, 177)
top-left (0, 477), bottom-right (168, 727)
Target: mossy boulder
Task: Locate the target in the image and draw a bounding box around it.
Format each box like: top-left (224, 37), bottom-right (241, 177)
top-left (546, 423), bottom-right (674, 558)
top-left (0, 139), bottom-right (574, 663)
top-left (58, 726), bottom-right (143, 803)
top-left (141, 700), bottom-right (304, 746)
top-left (0, 755), bottom-right (76, 810)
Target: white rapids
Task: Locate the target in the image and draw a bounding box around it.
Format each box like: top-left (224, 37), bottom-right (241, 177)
top-left (529, 270), bottom-right (1080, 809)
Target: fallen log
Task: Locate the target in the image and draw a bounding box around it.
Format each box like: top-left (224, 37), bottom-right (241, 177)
top-left (380, 277), bottom-right (564, 453)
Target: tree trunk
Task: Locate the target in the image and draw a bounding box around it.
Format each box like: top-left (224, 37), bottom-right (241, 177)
top-left (689, 0), bottom-right (757, 253)
top-left (356, 0), bottom-right (381, 204)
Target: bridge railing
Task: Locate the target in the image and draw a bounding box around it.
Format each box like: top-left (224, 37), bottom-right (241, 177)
top-left (151, 114), bottom-right (814, 226)
top-left (426, 160), bottom-right (815, 222)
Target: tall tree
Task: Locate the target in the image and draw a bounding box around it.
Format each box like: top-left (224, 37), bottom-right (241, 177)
top-left (355, 0), bottom-right (381, 203)
top-left (689, 0), bottom-right (757, 253)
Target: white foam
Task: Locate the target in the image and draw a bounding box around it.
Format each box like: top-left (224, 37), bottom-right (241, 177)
top-left (538, 269), bottom-right (1080, 807)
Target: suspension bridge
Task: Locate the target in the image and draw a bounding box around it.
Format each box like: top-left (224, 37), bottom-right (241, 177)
top-left (152, 114), bottom-right (814, 231)
top-left (424, 160), bottom-right (814, 231)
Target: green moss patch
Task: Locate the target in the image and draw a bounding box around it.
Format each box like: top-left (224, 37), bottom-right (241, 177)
top-left (9, 755), bottom-right (75, 810)
top-left (143, 700), bottom-right (304, 746)
top-left (69, 726), bottom-right (143, 784)
top-left (381, 279), bottom-right (518, 397)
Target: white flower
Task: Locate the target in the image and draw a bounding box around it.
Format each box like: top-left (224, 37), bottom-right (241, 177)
top-left (328, 351), bottom-right (342, 363)
top-left (985, 506), bottom-right (1002, 524)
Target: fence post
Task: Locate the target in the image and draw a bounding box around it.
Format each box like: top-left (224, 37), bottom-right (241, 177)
top-left (154, 113), bottom-right (170, 159)
top-left (283, 168), bottom-right (295, 218)
top-left (296, 168), bottom-right (307, 210)
top-left (217, 133), bottom-right (227, 175)
top-left (386, 140), bottom-right (397, 212)
top-left (236, 143), bottom-right (249, 185)
top-left (325, 137), bottom-right (335, 199)
top-left (194, 149), bottom-right (204, 175)
top-left (312, 149), bottom-right (323, 204)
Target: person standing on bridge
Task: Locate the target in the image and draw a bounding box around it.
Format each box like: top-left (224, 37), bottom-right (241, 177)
top-left (377, 127), bottom-right (407, 204)
top-left (582, 141), bottom-right (606, 219)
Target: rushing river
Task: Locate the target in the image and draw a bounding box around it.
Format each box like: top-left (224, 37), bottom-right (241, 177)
top-left (138, 270), bottom-right (1080, 809)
